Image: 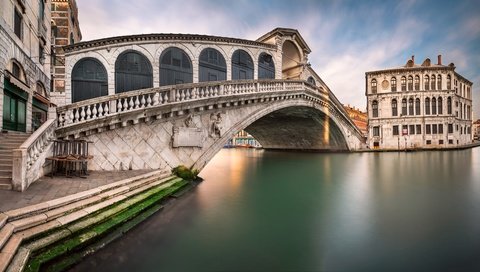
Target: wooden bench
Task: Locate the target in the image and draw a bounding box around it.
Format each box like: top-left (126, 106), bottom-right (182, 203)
top-left (46, 140), bottom-right (93, 178)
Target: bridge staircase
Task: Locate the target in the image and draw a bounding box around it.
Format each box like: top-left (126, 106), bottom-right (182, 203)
top-left (0, 132), bottom-right (31, 190)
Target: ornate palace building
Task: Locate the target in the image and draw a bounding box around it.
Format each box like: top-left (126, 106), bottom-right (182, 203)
top-left (366, 55), bottom-right (473, 150)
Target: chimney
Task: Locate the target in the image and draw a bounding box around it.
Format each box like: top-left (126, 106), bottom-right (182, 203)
top-left (411, 55), bottom-right (415, 64)
top-left (438, 55), bottom-right (442, 65)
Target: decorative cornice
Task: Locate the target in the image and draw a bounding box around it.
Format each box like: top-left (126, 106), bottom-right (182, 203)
top-left (256, 27), bottom-right (312, 53)
top-left (366, 65), bottom-right (455, 76)
top-left (63, 33), bottom-right (276, 53)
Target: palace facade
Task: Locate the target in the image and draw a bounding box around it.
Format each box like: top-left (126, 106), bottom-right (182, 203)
top-left (366, 55), bottom-right (473, 150)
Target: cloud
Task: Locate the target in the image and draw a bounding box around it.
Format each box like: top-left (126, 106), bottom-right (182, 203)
top-left (76, 0), bottom-right (480, 118)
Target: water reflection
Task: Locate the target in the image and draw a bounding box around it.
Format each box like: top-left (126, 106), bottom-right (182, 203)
top-left (71, 148), bottom-right (480, 272)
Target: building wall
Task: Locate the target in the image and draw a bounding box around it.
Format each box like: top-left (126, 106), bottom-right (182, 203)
top-left (365, 57), bottom-right (473, 150)
top-left (50, 0), bottom-right (81, 106)
top-left (0, 0), bottom-right (51, 132)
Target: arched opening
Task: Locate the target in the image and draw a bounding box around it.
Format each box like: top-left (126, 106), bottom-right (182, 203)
top-left (199, 48), bottom-right (226, 82)
top-left (159, 47), bottom-right (193, 86)
top-left (3, 60), bottom-right (28, 132)
top-left (231, 49), bottom-right (253, 80)
top-left (244, 106), bottom-right (348, 151)
top-left (282, 40), bottom-right (302, 79)
top-left (32, 81), bottom-right (49, 131)
top-left (258, 52), bottom-right (275, 79)
top-left (115, 50), bottom-right (153, 93)
top-left (72, 58), bottom-right (108, 102)
top-left (307, 76), bottom-right (315, 86)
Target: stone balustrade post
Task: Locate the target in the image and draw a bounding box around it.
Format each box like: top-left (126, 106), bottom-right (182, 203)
top-left (12, 148), bottom-right (27, 191)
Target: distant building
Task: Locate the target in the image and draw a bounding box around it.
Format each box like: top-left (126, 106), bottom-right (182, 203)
top-left (473, 119), bottom-right (480, 140)
top-left (227, 130), bottom-right (262, 148)
top-left (344, 105), bottom-right (367, 136)
top-left (366, 55), bottom-right (473, 150)
top-left (50, 0), bottom-right (82, 106)
top-left (1, 0), bottom-right (52, 132)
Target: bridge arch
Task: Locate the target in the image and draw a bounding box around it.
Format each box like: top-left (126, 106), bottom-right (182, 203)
top-left (282, 39), bottom-right (303, 80)
top-left (159, 47), bottom-right (193, 86)
top-left (258, 52), bottom-right (275, 79)
top-left (66, 51), bottom-right (112, 101)
top-left (71, 57), bottom-right (108, 103)
top-left (198, 47), bottom-right (227, 82)
top-left (194, 99), bottom-right (352, 170)
top-left (231, 49), bottom-right (254, 80)
top-left (114, 50), bottom-right (153, 93)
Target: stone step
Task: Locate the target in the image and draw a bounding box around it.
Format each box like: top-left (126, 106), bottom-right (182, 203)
top-left (0, 170), bottom-right (175, 270)
top-left (0, 159), bottom-right (12, 165)
top-left (0, 165), bottom-right (12, 171)
top-left (0, 183), bottom-right (12, 191)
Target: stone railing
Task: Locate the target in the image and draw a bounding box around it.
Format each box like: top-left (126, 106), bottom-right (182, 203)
top-left (56, 80), bottom-right (322, 129)
top-left (12, 119), bottom-right (56, 191)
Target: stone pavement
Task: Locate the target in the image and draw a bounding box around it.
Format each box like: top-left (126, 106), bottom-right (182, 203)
top-left (0, 170), bottom-right (152, 212)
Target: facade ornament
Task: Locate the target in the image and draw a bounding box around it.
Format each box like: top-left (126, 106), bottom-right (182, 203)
top-left (209, 113), bottom-right (223, 138)
top-left (172, 114), bottom-right (203, 148)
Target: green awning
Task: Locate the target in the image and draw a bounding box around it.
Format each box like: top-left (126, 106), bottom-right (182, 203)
top-left (4, 78), bottom-right (28, 100)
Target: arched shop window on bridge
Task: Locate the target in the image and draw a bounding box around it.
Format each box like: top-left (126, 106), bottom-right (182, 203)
top-left (159, 47), bottom-right (193, 86)
top-left (115, 50), bottom-right (153, 93)
top-left (231, 49), bottom-right (254, 80)
top-left (258, 52), bottom-right (275, 79)
top-left (199, 48), bottom-right (226, 82)
top-left (72, 58), bottom-right (108, 103)
top-left (307, 76), bottom-right (316, 86)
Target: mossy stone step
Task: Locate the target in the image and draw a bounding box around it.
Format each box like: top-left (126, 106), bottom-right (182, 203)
top-left (23, 179), bottom-right (188, 272)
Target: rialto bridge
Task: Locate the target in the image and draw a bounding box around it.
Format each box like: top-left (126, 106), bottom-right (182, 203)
top-left (12, 28), bottom-right (366, 191)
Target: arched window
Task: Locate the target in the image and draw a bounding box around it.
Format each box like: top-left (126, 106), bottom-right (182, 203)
top-left (438, 97), bottom-right (443, 114)
top-left (159, 47), bottom-right (193, 86)
top-left (432, 97), bottom-right (437, 115)
top-left (258, 52), bottom-right (275, 79)
top-left (115, 51), bottom-right (153, 93)
top-left (408, 76), bottom-right (413, 91)
top-left (402, 98), bottom-right (407, 115)
top-left (414, 75), bottom-right (420, 90)
top-left (401, 76), bottom-right (406, 91)
top-left (372, 100), bottom-right (378, 117)
top-left (408, 98), bottom-right (414, 115)
top-left (371, 79), bottom-right (377, 93)
top-left (415, 98), bottom-right (421, 115)
top-left (391, 77), bottom-right (397, 92)
top-left (232, 49), bottom-right (253, 80)
top-left (425, 97), bottom-right (430, 115)
top-left (424, 75), bottom-right (430, 90)
top-left (35, 82), bottom-right (47, 97)
top-left (307, 76), bottom-right (316, 86)
top-left (391, 99), bottom-right (397, 116)
top-left (11, 61), bottom-right (26, 81)
top-left (447, 75), bottom-right (452, 89)
top-left (199, 48), bottom-right (226, 82)
top-left (437, 75), bottom-right (442, 90)
top-left (72, 58), bottom-right (108, 102)
top-left (447, 97), bottom-right (452, 114)
top-left (431, 75), bottom-right (436, 90)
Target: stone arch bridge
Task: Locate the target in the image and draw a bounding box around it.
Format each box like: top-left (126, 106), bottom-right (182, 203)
top-left (55, 79), bottom-right (365, 171)
top-left (13, 28), bottom-right (365, 191)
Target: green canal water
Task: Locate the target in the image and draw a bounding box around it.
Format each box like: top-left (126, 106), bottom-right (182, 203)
top-left (70, 148), bottom-right (480, 271)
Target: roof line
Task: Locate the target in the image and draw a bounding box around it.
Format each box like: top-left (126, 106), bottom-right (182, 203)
top-left (64, 33), bottom-right (276, 53)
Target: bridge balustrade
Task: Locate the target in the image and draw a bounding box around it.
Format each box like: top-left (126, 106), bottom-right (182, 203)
top-left (56, 80), bottom-right (324, 129)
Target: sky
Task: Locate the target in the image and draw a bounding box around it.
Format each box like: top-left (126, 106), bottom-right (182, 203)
top-left (76, 0), bottom-right (480, 118)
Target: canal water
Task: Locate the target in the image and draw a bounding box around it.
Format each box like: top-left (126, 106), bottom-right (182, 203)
top-left (70, 148), bottom-right (480, 271)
